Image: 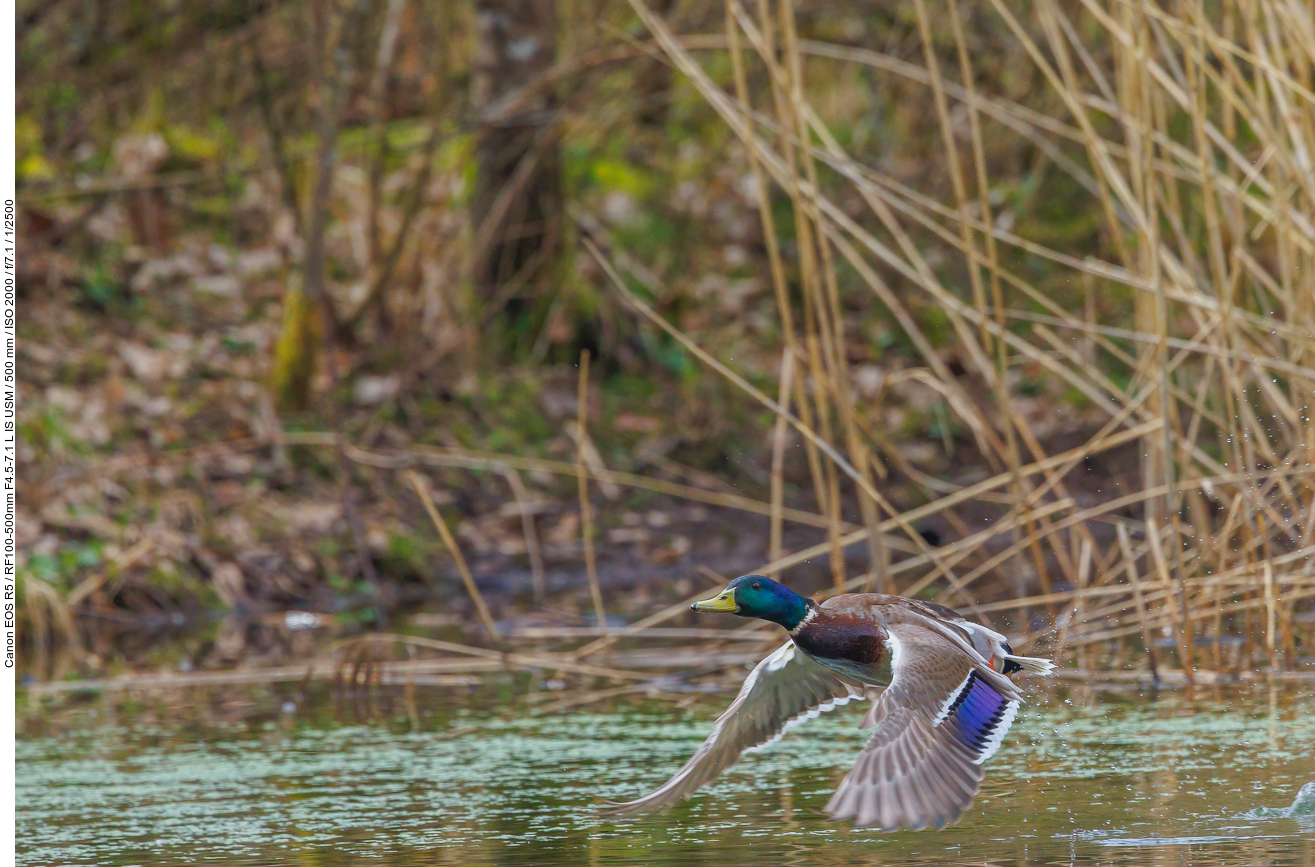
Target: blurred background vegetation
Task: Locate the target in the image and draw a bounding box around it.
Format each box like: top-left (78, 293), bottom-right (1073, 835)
top-left (15, 0), bottom-right (1315, 687)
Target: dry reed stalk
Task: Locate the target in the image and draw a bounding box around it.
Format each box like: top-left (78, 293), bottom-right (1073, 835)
top-left (973, 581), bottom-right (1149, 614)
top-left (737, 14), bottom-right (1067, 472)
top-left (761, 0), bottom-right (848, 596)
top-left (769, 348), bottom-right (795, 566)
top-left (943, 0), bottom-right (1046, 604)
top-left (581, 237), bottom-right (861, 501)
top-left (406, 471), bottom-right (500, 639)
top-left (638, 448), bottom-right (737, 495)
top-left (309, 419), bottom-right (1271, 617)
top-left (1117, 523), bottom-right (1160, 679)
top-left (497, 466), bottom-right (546, 606)
top-left (38, 2), bottom-right (1312, 684)
top-left (1264, 559), bottom-right (1278, 670)
top-left (1143, 1), bottom-right (1195, 680)
top-left (1051, 534), bottom-right (1088, 665)
top-left (788, 20), bottom-right (890, 594)
top-left (696, 565), bottom-right (730, 590)
top-left (813, 167), bottom-right (1308, 365)
top-left (1146, 517), bottom-right (1194, 684)
top-left (782, 0), bottom-right (884, 597)
top-left (726, 2), bottom-right (793, 571)
top-left (576, 350), bottom-right (607, 632)
top-left (736, 1), bottom-right (832, 579)
top-left (1070, 566), bottom-right (1315, 632)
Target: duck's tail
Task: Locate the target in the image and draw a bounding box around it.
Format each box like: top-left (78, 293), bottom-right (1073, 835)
top-left (1001, 653), bottom-right (1056, 676)
top-left (961, 624), bottom-right (1058, 676)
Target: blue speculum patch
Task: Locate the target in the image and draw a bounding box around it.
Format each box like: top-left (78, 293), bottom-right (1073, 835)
top-left (943, 672), bottom-right (1009, 753)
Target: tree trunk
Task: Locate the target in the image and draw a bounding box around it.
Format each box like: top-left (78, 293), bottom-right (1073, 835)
top-left (270, 279), bottom-right (322, 413)
top-left (470, 0), bottom-right (560, 312)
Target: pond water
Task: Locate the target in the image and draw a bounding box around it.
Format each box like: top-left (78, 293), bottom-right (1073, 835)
top-left (17, 681), bottom-right (1315, 866)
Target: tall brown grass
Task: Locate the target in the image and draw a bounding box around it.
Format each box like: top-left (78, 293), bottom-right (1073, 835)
top-left (587, 0), bottom-right (1315, 674)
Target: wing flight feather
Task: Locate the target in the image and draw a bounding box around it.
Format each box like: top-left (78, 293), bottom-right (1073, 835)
top-left (605, 640), bottom-right (863, 818)
top-left (825, 623), bottom-right (1021, 830)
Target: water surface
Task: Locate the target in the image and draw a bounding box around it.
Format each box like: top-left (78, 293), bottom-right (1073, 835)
top-left (18, 682), bottom-right (1315, 866)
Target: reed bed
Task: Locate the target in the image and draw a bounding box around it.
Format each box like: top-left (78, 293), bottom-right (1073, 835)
top-left (570, 0), bottom-right (1315, 678)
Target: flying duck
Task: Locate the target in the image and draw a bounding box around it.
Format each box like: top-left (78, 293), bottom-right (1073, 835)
top-left (606, 574), bottom-right (1055, 831)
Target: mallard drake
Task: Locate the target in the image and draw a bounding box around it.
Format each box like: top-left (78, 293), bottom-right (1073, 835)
top-left (607, 574), bottom-right (1055, 831)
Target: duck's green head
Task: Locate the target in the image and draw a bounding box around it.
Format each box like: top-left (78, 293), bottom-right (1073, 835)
top-left (691, 574), bottom-right (812, 630)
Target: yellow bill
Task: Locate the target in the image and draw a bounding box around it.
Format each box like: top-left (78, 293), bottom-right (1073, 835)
top-left (691, 589), bottom-right (739, 613)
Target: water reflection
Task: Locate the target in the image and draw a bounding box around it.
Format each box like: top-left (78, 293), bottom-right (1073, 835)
top-left (17, 683), bottom-right (1315, 866)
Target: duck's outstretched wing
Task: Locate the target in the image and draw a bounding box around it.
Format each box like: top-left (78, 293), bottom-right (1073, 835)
top-left (605, 640), bottom-right (864, 819)
top-left (825, 622), bottom-right (1024, 831)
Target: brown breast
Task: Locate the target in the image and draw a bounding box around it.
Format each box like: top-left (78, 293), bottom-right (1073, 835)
top-left (792, 611), bottom-right (886, 666)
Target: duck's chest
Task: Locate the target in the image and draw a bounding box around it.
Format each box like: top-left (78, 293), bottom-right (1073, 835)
top-left (792, 614), bottom-right (892, 685)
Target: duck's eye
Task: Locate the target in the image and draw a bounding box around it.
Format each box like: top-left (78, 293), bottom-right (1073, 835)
top-left (751, 582), bottom-right (761, 590)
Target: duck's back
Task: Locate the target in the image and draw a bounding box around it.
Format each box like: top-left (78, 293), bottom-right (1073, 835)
top-left (823, 593), bottom-right (965, 621)
top-left (818, 592), bottom-right (1019, 674)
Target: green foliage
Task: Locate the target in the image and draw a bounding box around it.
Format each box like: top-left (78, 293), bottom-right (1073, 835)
top-left (1061, 386), bottom-right (1093, 410)
top-left (915, 303), bottom-right (953, 348)
top-left (78, 258), bottom-right (128, 312)
top-left (478, 375), bottom-right (555, 451)
top-left (19, 541), bottom-right (103, 594)
top-left (20, 410), bottom-right (65, 455)
top-left (589, 158), bottom-right (654, 199)
top-left (383, 530), bottom-right (439, 583)
top-left (312, 536), bottom-right (343, 560)
top-left (23, 554), bottom-right (61, 586)
top-left (445, 134), bottom-right (479, 207)
top-left (221, 336), bottom-right (258, 356)
top-left (163, 122), bottom-right (223, 163)
top-left (15, 115), bottom-right (54, 181)
top-left (600, 371), bottom-right (657, 405)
